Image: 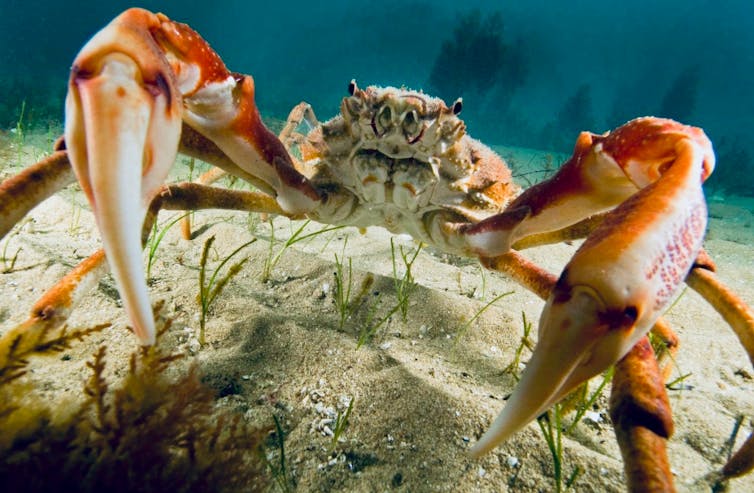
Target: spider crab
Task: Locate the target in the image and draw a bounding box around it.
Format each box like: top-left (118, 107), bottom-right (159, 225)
top-left (1, 8), bottom-right (753, 491)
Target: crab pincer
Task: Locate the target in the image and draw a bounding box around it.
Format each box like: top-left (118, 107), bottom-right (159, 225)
top-left (63, 8), bottom-right (318, 344)
top-left (465, 118), bottom-right (715, 456)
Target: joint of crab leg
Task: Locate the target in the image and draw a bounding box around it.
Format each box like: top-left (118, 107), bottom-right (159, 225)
top-left (490, 118), bottom-right (714, 250)
top-left (610, 336), bottom-right (675, 491)
top-left (600, 117), bottom-right (715, 185)
top-left (610, 336), bottom-right (674, 439)
top-left (224, 74), bottom-right (321, 213)
top-left (495, 130), bottom-right (641, 245)
top-left (454, 206), bottom-right (531, 257)
top-left (150, 13), bottom-right (320, 214)
top-left (0, 250), bottom-right (110, 369)
top-left (178, 124), bottom-right (276, 196)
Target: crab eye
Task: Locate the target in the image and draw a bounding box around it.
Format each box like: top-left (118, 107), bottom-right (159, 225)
top-left (348, 79), bottom-right (358, 96)
top-left (402, 109), bottom-right (422, 142)
top-left (452, 98), bottom-right (463, 115)
top-left (375, 105), bottom-right (393, 135)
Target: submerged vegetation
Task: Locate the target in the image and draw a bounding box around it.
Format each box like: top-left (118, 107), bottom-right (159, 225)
top-left (261, 219), bottom-right (344, 282)
top-left (427, 9), bottom-right (529, 144)
top-left (0, 311), bottom-right (268, 493)
top-left (502, 312), bottom-right (616, 492)
top-left (427, 10), bottom-right (526, 103)
top-left (333, 245), bottom-right (355, 331)
top-left (390, 238), bottom-right (422, 322)
top-left (197, 235), bottom-right (256, 344)
top-left (0, 76), bottom-right (64, 132)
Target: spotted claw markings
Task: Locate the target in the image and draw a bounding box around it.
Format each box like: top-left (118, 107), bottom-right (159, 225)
top-left (466, 118), bottom-right (714, 456)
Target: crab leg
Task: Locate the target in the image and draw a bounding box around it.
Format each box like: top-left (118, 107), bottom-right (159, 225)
top-left (177, 166), bottom-right (232, 240)
top-left (63, 8), bottom-right (319, 344)
top-left (609, 336), bottom-right (675, 492)
top-left (685, 267), bottom-right (754, 478)
top-left (152, 13), bottom-right (320, 213)
top-left (0, 147), bottom-right (75, 240)
top-left (278, 102), bottom-right (319, 150)
top-left (0, 249), bottom-right (110, 366)
top-left (0, 182), bottom-right (285, 358)
top-left (467, 118), bottom-right (715, 456)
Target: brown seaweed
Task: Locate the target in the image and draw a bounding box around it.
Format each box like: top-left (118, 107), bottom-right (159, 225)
top-left (0, 316), bottom-right (268, 493)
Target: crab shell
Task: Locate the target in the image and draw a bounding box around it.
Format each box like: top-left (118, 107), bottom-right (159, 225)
top-left (295, 83), bottom-right (520, 253)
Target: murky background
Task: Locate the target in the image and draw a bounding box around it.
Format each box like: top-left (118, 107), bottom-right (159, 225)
top-left (1, 0), bottom-right (752, 194)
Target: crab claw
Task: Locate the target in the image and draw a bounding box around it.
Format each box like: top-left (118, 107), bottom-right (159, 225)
top-left (62, 9), bottom-right (322, 345)
top-left (64, 10), bottom-right (182, 344)
top-left (470, 118), bottom-right (714, 456)
top-left (470, 272), bottom-right (650, 456)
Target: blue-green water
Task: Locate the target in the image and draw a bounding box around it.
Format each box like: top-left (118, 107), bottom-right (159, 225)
top-left (1, 0), bottom-right (753, 195)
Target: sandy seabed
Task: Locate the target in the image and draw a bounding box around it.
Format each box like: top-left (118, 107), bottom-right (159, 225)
top-left (1, 139), bottom-right (754, 492)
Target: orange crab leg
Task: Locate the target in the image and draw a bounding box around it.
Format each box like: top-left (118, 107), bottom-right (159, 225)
top-left (64, 8), bottom-right (318, 345)
top-left (0, 249), bottom-right (110, 365)
top-left (468, 118), bottom-right (715, 456)
top-left (482, 252), bottom-right (680, 489)
top-left (462, 118), bottom-right (714, 255)
top-left (151, 13), bottom-right (320, 213)
top-left (685, 267), bottom-right (754, 478)
top-left (609, 336), bottom-right (675, 492)
top-left (0, 181), bottom-right (285, 361)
